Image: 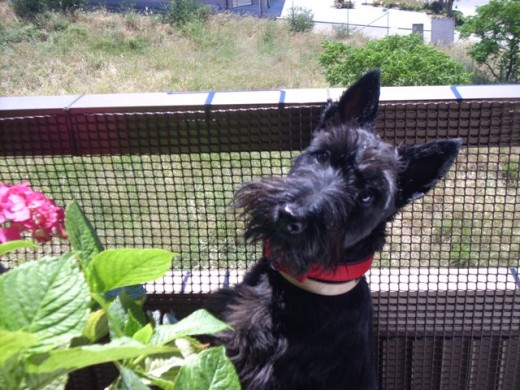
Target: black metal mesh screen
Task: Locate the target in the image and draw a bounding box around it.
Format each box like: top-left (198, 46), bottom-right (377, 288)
top-left (1, 97), bottom-right (519, 389)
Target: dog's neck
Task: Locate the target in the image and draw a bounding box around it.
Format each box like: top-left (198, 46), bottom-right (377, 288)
top-left (263, 240), bottom-right (374, 296)
top-left (276, 270), bottom-right (362, 296)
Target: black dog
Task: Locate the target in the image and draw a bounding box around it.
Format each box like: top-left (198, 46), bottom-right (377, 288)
top-left (210, 71), bottom-right (460, 389)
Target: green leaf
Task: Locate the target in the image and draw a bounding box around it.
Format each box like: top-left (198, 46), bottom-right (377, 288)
top-left (82, 309), bottom-right (109, 343)
top-left (25, 337), bottom-right (175, 375)
top-left (108, 297), bottom-right (127, 338)
top-left (24, 372), bottom-right (68, 390)
top-left (133, 324), bottom-right (153, 344)
top-left (174, 346), bottom-right (240, 390)
top-left (88, 249), bottom-right (175, 294)
top-left (115, 367), bottom-right (151, 390)
top-left (145, 355), bottom-right (184, 390)
top-left (0, 240), bottom-right (38, 256)
top-left (0, 254), bottom-right (89, 350)
top-left (150, 310), bottom-right (230, 346)
top-left (139, 372), bottom-right (176, 390)
top-left (175, 337), bottom-right (199, 359)
top-left (0, 329), bottom-right (39, 365)
top-left (108, 292), bottom-right (147, 338)
top-left (65, 201), bottom-right (104, 267)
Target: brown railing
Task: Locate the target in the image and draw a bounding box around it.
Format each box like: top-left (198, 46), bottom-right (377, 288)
top-left (1, 85), bottom-right (519, 389)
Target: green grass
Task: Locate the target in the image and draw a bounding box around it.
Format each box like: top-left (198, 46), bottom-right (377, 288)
top-left (500, 161), bottom-right (520, 184)
top-left (432, 213), bottom-right (505, 268)
top-left (2, 146), bottom-right (519, 270)
top-left (374, 146), bottom-right (520, 269)
top-left (0, 151), bottom-right (297, 269)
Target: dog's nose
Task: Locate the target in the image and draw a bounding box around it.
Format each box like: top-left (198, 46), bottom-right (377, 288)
top-left (276, 206), bottom-right (306, 235)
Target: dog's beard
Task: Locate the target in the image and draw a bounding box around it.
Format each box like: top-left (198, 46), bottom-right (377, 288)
top-left (233, 176), bottom-right (359, 275)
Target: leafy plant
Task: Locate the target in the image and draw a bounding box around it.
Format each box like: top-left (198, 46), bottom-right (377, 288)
top-left (320, 34), bottom-right (473, 86)
top-left (458, 0), bottom-right (520, 83)
top-left (163, 0), bottom-right (211, 27)
top-left (332, 24), bottom-right (353, 40)
top-left (287, 6), bottom-right (314, 33)
top-left (0, 200), bottom-right (239, 389)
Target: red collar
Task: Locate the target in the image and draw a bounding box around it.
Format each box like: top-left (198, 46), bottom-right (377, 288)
top-left (264, 240), bottom-right (374, 283)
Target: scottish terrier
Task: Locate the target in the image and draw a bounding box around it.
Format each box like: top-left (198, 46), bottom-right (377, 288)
top-left (210, 70), bottom-right (460, 389)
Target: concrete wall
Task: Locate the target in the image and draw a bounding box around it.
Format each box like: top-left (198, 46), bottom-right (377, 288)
top-left (431, 17), bottom-right (455, 45)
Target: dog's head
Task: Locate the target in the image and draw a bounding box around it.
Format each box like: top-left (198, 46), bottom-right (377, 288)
top-left (235, 71), bottom-right (460, 276)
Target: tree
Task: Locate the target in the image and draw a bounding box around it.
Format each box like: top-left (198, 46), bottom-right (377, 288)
top-left (319, 34), bottom-right (472, 87)
top-left (438, 0), bottom-right (455, 17)
top-left (459, 0), bottom-right (520, 83)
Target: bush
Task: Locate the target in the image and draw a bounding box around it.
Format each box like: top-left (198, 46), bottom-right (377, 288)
top-left (320, 34), bottom-right (473, 86)
top-left (395, 1), bottom-right (426, 12)
top-left (10, 0), bottom-right (87, 18)
top-left (163, 0), bottom-right (211, 27)
top-left (332, 24), bottom-right (352, 40)
top-left (0, 22), bottom-right (44, 46)
top-left (334, 0), bottom-right (354, 9)
top-left (287, 6), bottom-right (314, 33)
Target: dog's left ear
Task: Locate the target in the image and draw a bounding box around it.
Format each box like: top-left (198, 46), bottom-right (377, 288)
top-left (320, 70), bottom-right (381, 129)
top-left (397, 139), bottom-right (461, 207)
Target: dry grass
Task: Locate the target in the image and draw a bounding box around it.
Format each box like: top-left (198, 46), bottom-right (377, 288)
top-left (0, 4), bottom-right (335, 96)
top-left (438, 41), bottom-right (495, 84)
top-left (0, 1), bottom-right (494, 95)
top-left (380, 146), bottom-right (520, 268)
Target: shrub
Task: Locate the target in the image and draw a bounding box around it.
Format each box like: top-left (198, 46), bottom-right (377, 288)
top-left (0, 22), bottom-right (44, 46)
top-left (163, 0), bottom-right (211, 27)
top-left (287, 6), bottom-right (314, 33)
top-left (320, 34), bottom-right (473, 86)
top-left (10, 0), bottom-right (87, 18)
top-left (383, 1), bottom-right (398, 9)
top-left (334, 0), bottom-right (354, 9)
top-left (395, 1), bottom-right (426, 12)
top-left (332, 24), bottom-right (352, 40)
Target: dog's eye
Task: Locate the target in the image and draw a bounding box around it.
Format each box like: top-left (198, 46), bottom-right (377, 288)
top-left (359, 191), bottom-right (374, 206)
top-left (314, 151), bottom-right (330, 164)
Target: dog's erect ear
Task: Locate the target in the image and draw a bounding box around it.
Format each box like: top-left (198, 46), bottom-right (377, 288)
top-left (397, 139), bottom-right (461, 207)
top-left (320, 70), bottom-right (381, 129)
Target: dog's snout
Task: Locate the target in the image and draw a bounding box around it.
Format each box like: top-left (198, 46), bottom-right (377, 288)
top-left (276, 206), bottom-right (306, 235)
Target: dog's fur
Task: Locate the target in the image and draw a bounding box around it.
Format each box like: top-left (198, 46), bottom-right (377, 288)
top-left (209, 71), bottom-right (460, 390)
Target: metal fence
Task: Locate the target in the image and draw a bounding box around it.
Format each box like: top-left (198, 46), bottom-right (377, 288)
top-left (1, 85), bottom-right (519, 389)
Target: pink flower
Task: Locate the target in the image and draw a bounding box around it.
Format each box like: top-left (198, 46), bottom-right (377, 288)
top-left (1, 183), bottom-right (31, 224)
top-left (0, 226), bottom-right (23, 242)
top-left (0, 183), bottom-right (67, 244)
